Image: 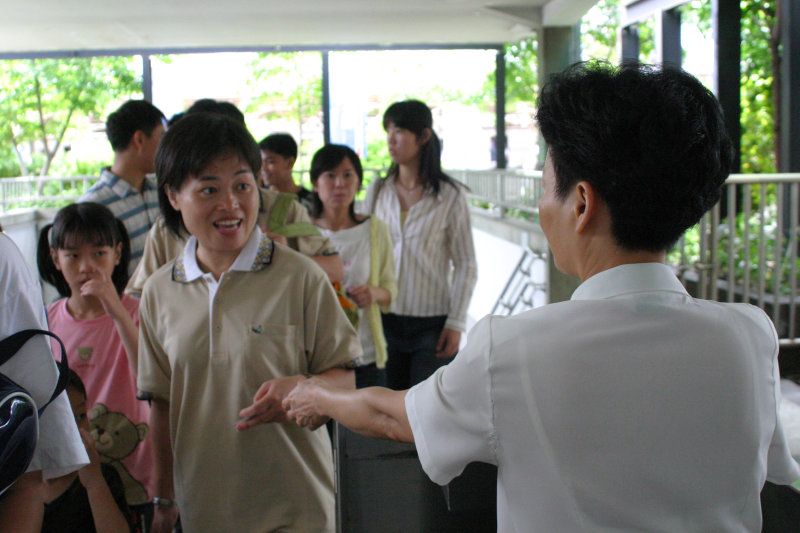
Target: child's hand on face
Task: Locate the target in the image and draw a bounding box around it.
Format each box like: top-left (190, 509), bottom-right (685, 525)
top-left (77, 427), bottom-right (104, 490)
top-left (80, 271), bottom-right (120, 312)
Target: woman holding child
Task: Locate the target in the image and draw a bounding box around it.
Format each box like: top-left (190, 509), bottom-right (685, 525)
top-left (137, 112), bottom-right (359, 533)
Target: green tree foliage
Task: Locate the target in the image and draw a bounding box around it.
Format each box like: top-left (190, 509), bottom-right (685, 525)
top-left (580, 0), bottom-right (655, 63)
top-left (739, 1), bottom-right (778, 173)
top-left (581, 0), bottom-right (621, 61)
top-left (0, 57), bottom-right (139, 179)
top-left (483, 37), bottom-right (537, 110)
top-left (247, 52), bottom-right (323, 170)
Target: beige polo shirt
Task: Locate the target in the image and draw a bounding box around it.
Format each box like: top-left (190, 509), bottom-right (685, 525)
top-left (126, 187), bottom-right (336, 295)
top-left (138, 228), bottom-right (360, 533)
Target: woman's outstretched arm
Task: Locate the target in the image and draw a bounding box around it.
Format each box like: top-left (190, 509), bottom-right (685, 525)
top-left (284, 378), bottom-right (414, 443)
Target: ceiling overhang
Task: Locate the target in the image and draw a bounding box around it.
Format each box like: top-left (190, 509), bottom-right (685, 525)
top-left (0, 0), bottom-right (599, 57)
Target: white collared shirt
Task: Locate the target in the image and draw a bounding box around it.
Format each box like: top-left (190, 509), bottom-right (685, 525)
top-left (407, 262), bottom-right (800, 532)
top-left (362, 177), bottom-right (477, 332)
top-left (0, 234), bottom-right (88, 479)
top-left (179, 226), bottom-right (264, 332)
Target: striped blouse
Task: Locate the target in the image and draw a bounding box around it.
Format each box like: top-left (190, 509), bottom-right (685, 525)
top-left (362, 177), bottom-right (477, 332)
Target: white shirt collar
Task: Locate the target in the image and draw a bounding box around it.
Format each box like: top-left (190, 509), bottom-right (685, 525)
top-left (571, 262), bottom-right (689, 301)
top-left (180, 226), bottom-right (264, 282)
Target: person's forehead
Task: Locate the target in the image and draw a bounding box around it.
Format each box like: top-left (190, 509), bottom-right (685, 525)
top-left (261, 150), bottom-right (286, 160)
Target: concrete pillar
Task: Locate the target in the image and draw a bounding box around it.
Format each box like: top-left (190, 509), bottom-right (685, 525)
top-left (537, 25), bottom-right (582, 303)
top-left (656, 8), bottom-right (681, 67)
top-left (322, 51), bottom-right (331, 145)
top-left (712, 0), bottom-right (741, 173)
top-left (141, 55), bottom-right (153, 103)
top-left (621, 26), bottom-right (640, 63)
top-left (495, 49), bottom-right (507, 170)
top-left (780, 0), bottom-right (800, 173)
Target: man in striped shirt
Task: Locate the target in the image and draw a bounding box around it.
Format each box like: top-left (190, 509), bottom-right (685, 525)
top-left (80, 100), bottom-right (166, 274)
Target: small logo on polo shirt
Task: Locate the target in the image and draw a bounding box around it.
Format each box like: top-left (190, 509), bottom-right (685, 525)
top-left (78, 346), bottom-right (93, 360)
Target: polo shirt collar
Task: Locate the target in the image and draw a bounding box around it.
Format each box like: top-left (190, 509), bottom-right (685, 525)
top-left (100, 167), bottom-right (157, 197)
top-left (172, 226), bottom-right (274, 283)
top-left (571, 262), bottom-right (688, 301)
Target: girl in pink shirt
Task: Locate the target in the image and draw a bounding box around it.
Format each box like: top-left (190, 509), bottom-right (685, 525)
top-left (37, 202), bottom-right (153, 531)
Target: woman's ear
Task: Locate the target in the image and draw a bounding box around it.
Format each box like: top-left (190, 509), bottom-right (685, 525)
top-left (113, 242), bottom-right (122, 266)
top-left (166, 186), bottom-right (181, 211)
top-left (50, 248), bottom-right (61, 271)
top-left (418, 128), bottom-right (432, 145)
top-left (574, 181), bottom-right (597, 234)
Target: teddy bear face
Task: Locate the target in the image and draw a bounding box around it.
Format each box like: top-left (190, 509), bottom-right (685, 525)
top-left (89, 403), bottom-right (148, 461)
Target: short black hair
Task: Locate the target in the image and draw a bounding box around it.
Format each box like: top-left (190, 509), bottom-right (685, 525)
top-left (155, 112), bottom-right (262, 236)
top-left (259, 133), bottom-right (298, 159)
top-left (186, 99), bottom-right (246, 125)
top-left (105, 100), bottom-right (165, 151)
top-left (309, 144), bottom-right (363, 222)
top-left (37, 202), bottom-right (131, 297)
top-left (536, 61), bottom-right (732, 252)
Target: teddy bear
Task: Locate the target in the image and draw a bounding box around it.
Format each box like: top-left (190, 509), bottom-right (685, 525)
top-left (89, 403), bottom-right (149, 506)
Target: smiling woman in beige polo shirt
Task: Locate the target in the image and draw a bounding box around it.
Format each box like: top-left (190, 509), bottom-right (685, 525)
top-left (136, 112), bottom-right (360, 533)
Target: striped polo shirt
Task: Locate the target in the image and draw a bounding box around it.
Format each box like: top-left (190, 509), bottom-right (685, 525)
top-left (80, 168), bottom-right (161, 275)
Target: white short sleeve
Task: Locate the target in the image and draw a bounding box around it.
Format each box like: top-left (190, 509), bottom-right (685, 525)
top-left (405, 316), bottom-right (497, 485)
top-left (0, 234), bottom-right (88, 478)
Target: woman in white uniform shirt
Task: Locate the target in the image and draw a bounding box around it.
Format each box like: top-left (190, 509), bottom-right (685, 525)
top-left (362, 100), bottom-right (477, 389)
top-left (285, 62), bottom-right (800, 532)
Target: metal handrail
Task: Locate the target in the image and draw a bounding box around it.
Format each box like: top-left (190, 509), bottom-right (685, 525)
top-left (2, 170), bottom-right (798, 345)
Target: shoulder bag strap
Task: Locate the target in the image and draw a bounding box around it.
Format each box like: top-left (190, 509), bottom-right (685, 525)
top-left (0, 329), bottom-right (69, 415)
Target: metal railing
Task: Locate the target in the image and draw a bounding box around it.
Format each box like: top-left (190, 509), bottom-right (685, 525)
top-left (3, 169), bottom-right (798, 344)
top-left (0, 175), bottom-right (96, 211)
top-left (456, 170), bottom-right (800, 346)
top-left (0, 171), bottom-right (391, 212)
top-left (453, 169), bottom-right (543, 219)
top-left (674, 173), bottom-right (800, 345)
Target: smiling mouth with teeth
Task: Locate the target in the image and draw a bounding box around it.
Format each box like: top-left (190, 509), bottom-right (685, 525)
top-left (215, 220), bottom-right (241, 228)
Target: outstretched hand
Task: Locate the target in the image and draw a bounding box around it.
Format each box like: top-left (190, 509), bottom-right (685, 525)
top-left (236, 375), bottom-right (304, 431)
top-left (283, 377), bottom-right (330, 430)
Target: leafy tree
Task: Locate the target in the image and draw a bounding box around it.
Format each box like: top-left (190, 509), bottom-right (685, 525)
top-left (739, 1), bottom-right (779, 173)
top-left (482, 37), bottom-right (537, 110)
top-left (580, 0), bottom-right (655, 64)
top-left (246, 52), bottom-right (323, 170)
top-left (0, 57), bottom-right (139, 181)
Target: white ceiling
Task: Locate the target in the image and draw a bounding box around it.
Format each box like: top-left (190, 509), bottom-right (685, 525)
top-left (0, 0), bottom-right (599, 56)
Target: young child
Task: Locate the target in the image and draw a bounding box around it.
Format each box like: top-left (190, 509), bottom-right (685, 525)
top-left (42, 367), bottom-right (135, 533)
top-left (37, 202), bottom-right (153, 531)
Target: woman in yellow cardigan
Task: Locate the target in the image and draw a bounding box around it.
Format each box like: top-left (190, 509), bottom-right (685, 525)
top-left (310, 144), bottom-right (397, 388)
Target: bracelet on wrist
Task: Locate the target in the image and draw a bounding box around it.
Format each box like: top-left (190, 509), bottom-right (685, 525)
top-left (152, 496), bottom-right (176, 507)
